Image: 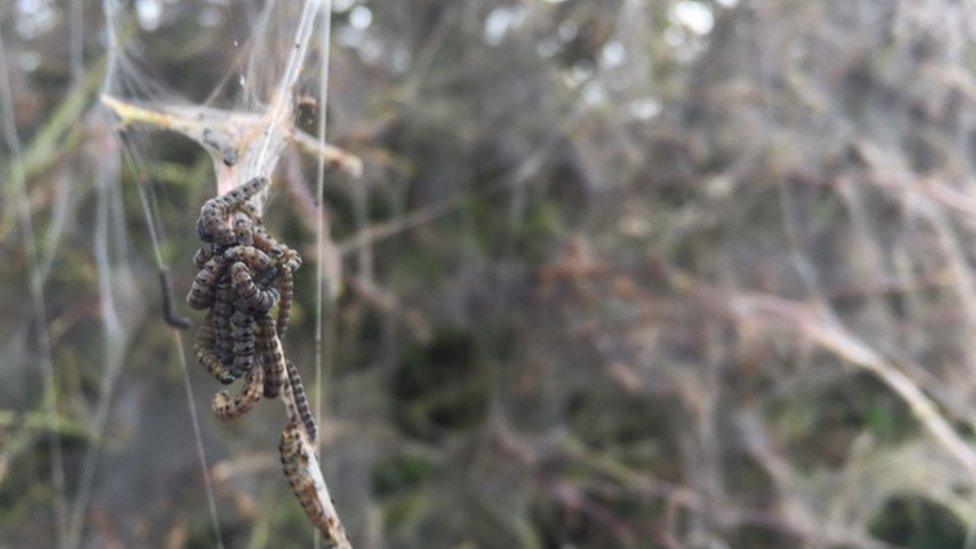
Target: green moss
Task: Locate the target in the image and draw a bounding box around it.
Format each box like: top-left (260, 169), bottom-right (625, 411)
top-left (766, 372), bottom-right (918, 470)
top-left (869, 496), bottom-right (967, 548)
top-left (394, 329), bottom-right (488, 438)
top-left (373, 453), bottom-right (438, 496)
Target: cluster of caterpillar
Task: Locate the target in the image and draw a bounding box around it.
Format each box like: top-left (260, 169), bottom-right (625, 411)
top-left (188, 177), bottom-right (327, 535)
top-left (187, 177), bottom-right (300, 400)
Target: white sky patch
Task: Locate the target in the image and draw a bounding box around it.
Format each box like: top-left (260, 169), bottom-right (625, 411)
top-left (670, 1), bottom-right (714, 35)
top-left (136, 0), bottom-right (162, 32)
top-left (565, 60), bottom-right (594, 87)
top-left (350, 6), bottom-right (373, 30)
top-left (558, 20), bottom-right (578, 41)
top-left (358, 37), bottom-right (384, 64)
top-left (200, 7), bottom-right (222, 28)
top-left (15, 0), bottom-right (58, 39)
top-left (484, 5), bottom-right (526, 46)
top-left (336, 26), bottom-right (361, 48)
top-left (618, 215), bottom-right (651, 237)
top-left (601, 40), bottom-right (626, 68)
top-left (390, 47), bottom-right (411, 73)
top-left (715, 0), bottom-right (739, 7)
top-left (18, 51), bottom-right (41, 72)
top-left (333, 0), bottom-right (357, 13)
top-left (664, 25), bottom-right (685, 47)
top-left (631, 97), bottom-right (661, 120)
top-left (582, 81), bottom-right (606, 105)
top-left (536, 37), bottom-right (559, 58)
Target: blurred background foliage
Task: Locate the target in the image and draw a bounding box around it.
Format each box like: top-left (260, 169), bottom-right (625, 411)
top-left (4, 0), bottom-right (976, 547)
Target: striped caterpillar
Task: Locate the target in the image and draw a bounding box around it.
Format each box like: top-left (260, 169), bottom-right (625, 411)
top-left (197, 177), bottom-right (267, 245)
top-left (212, 363), bottom-right (264, 421)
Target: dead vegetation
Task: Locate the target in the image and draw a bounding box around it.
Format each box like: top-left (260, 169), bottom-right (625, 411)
top-left (3, 0), bottom-right (976, 547)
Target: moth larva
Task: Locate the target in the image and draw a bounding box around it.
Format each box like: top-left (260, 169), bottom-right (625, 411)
top-left (276, 266), bottom-right (294, 339)
top-left (212, 364), bottom-right (264, 420)
top-left (159, 269), bottom-right (191, 329)
top-left (286, 359), bottom-right (318, 444)
top-left (231, 262), bottom-right (279, 313)
top-left (198, 177), bottom-right (268, 245)
top-left (194, 314), bottom-right (235, 384)
top-left (256, 314), bottom-right (285, 398)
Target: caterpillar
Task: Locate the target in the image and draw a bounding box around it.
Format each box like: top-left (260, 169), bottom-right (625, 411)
top-left (276, 266), bottom-right (294, 339)
top-left (236, 201), bottom-right (260, 220)
top-left (231, 262), bottom-right (279, 313)
top-left (231, 211), bottom-right (255, 246)
top-left (201, 128), bottom-right (239, 167)
top-left (279, 420), bottom-right (332, 536)
top-left (193, 242), bottom-right (222, 269)
top-left (159, 269), bottom-right (191, 329)
top-left (230, 306), bottom-right (256, 379)
top-left (281, 247), bottom-right (302, 274)
top-left (253, 224), bottom-right (289, 260)
top-left (256, 314), bottom-right (284, 398)
top-left (212, 364), bottom-right (265, 421)
top-left (187, 254), bottom-right (228, 310)
top-left (194, 314), bottom-right (235, 384)
top-left (197, 177), bottom-right (268, 245)
top-left (286, 359), bottom-right (317, 444)
top-left (224, 245), bottom-right (275, 272)
top-left (212, 280), bottom-right (236, 367)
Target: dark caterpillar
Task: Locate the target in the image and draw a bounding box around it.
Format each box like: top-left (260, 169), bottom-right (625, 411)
top-left (193, 242), bottom-right (222, 269)
top-left (231, 262), bottom-right (279, 313)
top-left (286, 359), bottom-right (317, 444)
top-left (197, 177), bottom-right (268, 245)
top-left (231, 211), bottom-right (254, 246)
top-left (281, 247), bottom-right (302, 273)
top-left (256, 314), bottom-right (285, 398)
top-left (230, 306), bottom-right (256, 379)
top-left (194, 314), bottom-right (235, 384)
top-left (276, 267), bottom-right (295, 339)
top-left (159, 269), bottom-right (191, 329)
top-left (187, 254), bottom-right (228, 310)
top-left (253, 224), bottom-right (289, 260)
top-left (212, 280), bottom-right (236, 367)
top-left (201, 128), bottom-right (239, 167)
top-left (223, 245), bottom-right (274, 271)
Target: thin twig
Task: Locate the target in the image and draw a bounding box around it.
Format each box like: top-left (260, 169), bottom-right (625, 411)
top-left (0, 14), bottom-right (68, 546)
top-left (101, 95), bottom-right (363, 181)
top-left (731, 293), bottom-right (976, 479)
